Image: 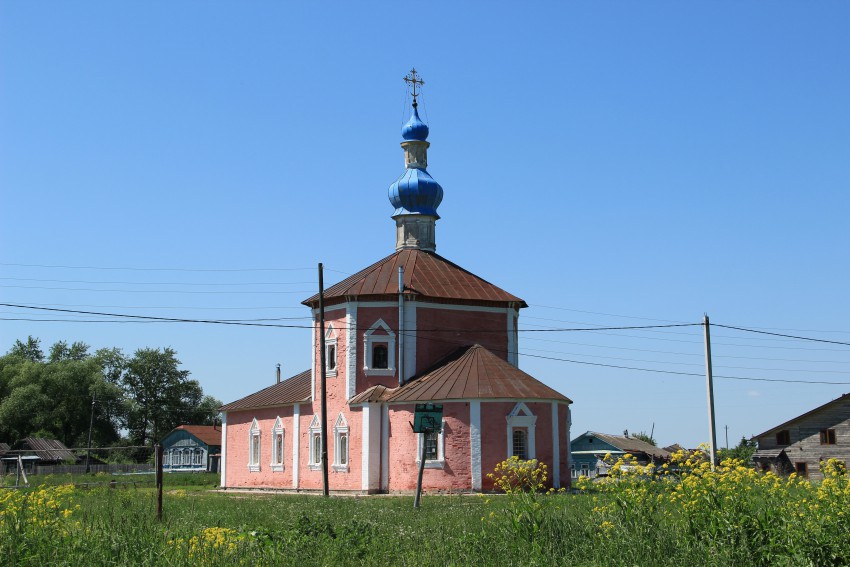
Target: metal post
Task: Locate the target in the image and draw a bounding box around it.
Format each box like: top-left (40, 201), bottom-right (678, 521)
top-left (413, 428), bottom-right (428, 509)
top-left (318, 263), bottom-right (329, 497)
top-left (703, 314), bottom-right (718, 470)
top-left (85, 395), bottom-right (95, 474)
top-left (155, 444), bottom-right (163, 521)
top-left (398, 267), bottom-right (404, 386)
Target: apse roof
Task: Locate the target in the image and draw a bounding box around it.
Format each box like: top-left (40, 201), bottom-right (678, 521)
top-left (220, 370), bottom-right (312, 412)
top-left (380, 344), bottom-right (571, 404)
top-left (303, 249), bottom-right (526, 307)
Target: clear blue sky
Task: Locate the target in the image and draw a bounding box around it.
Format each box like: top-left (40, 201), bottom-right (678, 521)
top-left (2, 2), bottom-right (849, 449)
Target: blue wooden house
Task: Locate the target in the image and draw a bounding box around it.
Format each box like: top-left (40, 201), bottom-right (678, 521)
top-left (570, 431), bottom-right (671, 480)
top-left (160, 425), bottom-right (222, 473)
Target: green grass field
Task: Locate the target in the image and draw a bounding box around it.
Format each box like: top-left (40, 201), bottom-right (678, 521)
top-left (3, 455), bottom-right (850, 566)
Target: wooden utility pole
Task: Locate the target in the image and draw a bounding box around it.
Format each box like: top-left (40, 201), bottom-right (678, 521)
top-left (703, 314), bottom-right (718, 470)
top-left (155, 444), bottom-right (163, 520)
top-left (318, 263), bottom-right (330, 497)
top-left (85, 395), bottom-right (95, 473)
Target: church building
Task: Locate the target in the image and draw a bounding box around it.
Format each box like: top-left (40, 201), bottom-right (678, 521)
top-left (220, 72), bottom-right (573, 493)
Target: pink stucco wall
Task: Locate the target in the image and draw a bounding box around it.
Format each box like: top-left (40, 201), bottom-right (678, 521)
top-left (225, 406), bottom-right (295, 488)
top-left (386, 402), bottom-right (472, 492)
top-left (415, 307), bottom-right (509, 370)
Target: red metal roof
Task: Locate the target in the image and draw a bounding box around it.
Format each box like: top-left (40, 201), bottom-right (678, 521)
top-left (302, 249), bottom-right (527, 307)
top-left (173, 425), bottom-right (222, 447)
top-left (220, 370), bottom-right (312, 412)
top-left (384, 344), bottom-right (571, 403)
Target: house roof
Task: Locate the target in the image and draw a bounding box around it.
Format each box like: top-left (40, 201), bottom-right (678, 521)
top-left (302, 249), bottom-right (527, 308)
top-left (752, 392), bottom-right (850, 440)
top-left (170, 425), bottom-right (222, 447)
top-left (582, 432), bottom-right (671, 461)
top-left (220, 370), bottom-right (312, 412)
top-left (752, 448), bottom-right (786, 459)
top-left (20, 438), bottom-right (76, 462)
top-left (378, 344), bottom-right (571, 404)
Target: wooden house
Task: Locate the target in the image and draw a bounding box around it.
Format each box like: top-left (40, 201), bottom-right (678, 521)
top-left (1, 438), bottom-right (78, 474)
top-left (751, 392), bottom-right (850, 481)
top-left (161, 425), bottom-right (222, 473)
top-left (570, 431), bottom-right (671, 479)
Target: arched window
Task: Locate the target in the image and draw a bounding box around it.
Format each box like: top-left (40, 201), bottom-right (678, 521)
top-left (308, 414), bottom-right (322, 470)
top-left (271, 416), bottom-right (284, 472)
top-left (333, 413), bottom-right (349, 471)
top-left (248, 418), bottom-right (261, 472)
top-left (324, 325), bottom-right (338, 376)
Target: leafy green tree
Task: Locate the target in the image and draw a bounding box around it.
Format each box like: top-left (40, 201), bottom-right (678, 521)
top-left (632, 431), bottom-right (657, 446)
top-left (123, 347), bottom-right (220, 445)
top-left (8, 336), bottom-right (44, 362)
top-left (0, 339), bottom-right (124, 446)
top-left (48, 340), bottom-right (90, 362)
top-left (718, 436), bottom-right (757, 463)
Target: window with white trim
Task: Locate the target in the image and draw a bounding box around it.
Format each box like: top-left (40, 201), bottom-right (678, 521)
top-left (333, 413), bottom-right (349, 471)
top-left (580, 463), bottom-right (590, 477)
top-left (248, 418), bottom-right (261, 472)
top-left (512, 429), bottom-right (528, 460)
top-left (271, 416), bottom-right (284, 472)
top-left (570, 464), bottom-right (576, 478)
top-left (308, 414), bottom-right (322, 470)
top-left (416, 419), bottom-right (446, 468)
top-left (506, 402), bottom-right (537, 460)
top-left (325, 325), bottom-right (338, 376)
top-left (192, 448), bottom-right (203, 466)
top-left (364, 319), bottom-right (396, 376)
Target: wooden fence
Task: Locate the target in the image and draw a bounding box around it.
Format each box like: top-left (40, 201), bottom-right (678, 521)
top-left (32, 463), bottom-right (155, 475)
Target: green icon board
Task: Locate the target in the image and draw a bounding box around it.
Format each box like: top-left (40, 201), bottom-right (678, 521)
top-left (413, 403), bottom-right (443, 433)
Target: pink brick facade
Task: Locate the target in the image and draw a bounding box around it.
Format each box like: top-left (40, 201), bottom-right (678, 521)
top-left (222, 299), bottom-right (572, 493)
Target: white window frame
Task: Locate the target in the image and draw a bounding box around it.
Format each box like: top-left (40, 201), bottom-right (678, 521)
top-left (363, 319), bottom-right (396, 376)
top-left (271, 416), bottom-right (285, 472)
top-left (506, 402), bottom-right (537, 460)
top-left (192, 448), bottom-right (203, 466)
top-left (308, 414), bottom-right (322, 470)
top-left (325, 325), bottom-right (338, 377)
top-left (416, 419), bottom-right (446, 469)
top-left (248, 418), bottom-right (261, 472)
top-left (512, 428), bottom-right (529, 460)
top-left (580, 463), bottom-right (590, 477)
top-left (333, 413), bottom-right (350, 472)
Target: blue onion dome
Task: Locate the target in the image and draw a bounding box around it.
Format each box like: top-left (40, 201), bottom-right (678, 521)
top-left (389, 168), bottom-right (443, 217)
top-left (401, 106), bottom-right (429, 141)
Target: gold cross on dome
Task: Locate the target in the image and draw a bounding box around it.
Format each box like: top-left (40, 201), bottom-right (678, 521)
top-left (403, 68), bottom-right (425, 106)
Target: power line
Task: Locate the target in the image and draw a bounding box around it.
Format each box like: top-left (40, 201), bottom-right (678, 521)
top-left (713, 323), bottom-right (850, 347)
top-left (0, 262), bottom-right (317, 273)
top-left (0, 277), bottom-right (316, 286)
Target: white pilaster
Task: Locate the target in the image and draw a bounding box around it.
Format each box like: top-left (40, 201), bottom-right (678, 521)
top-left (551, 402), bottom-right (560, 489)
top-left (292, 404), bottom-right (300, 489)
top-left (470, 401), bottom-right (482, 490)
top-left (220, 413), bottom-right (227, 488)
top-left (362, 405), bottom-right (371, 491)
top-left (347, 302), bottom-right (358, 399)
top-left (381, 404), bottom-right (389, 491)
top-left (311, 318), bottom-right (316, 401)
